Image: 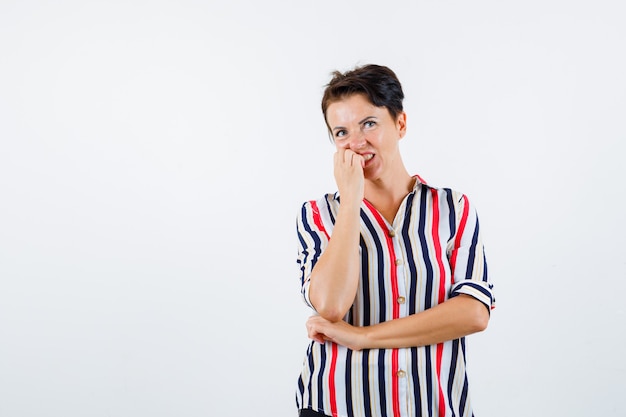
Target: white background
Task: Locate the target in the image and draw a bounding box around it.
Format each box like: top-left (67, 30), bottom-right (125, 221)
top-left (1, 1), bottom-right (625, 416)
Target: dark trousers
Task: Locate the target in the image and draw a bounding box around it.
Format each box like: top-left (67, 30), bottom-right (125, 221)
top-left (299, 409), bottom-right (332, 417)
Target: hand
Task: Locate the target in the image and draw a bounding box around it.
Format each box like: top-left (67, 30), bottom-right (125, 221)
top-left (306, 315), bottom-right (365, 351)
top-left (333, 149), bottom-right (365, 206)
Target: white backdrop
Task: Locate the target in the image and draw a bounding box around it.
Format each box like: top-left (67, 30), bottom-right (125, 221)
top-left (1, 1), bottom-right (625, 416)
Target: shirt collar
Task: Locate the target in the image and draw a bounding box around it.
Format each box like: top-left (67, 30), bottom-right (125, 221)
top-left (334, 174), bottom-right (426, 200)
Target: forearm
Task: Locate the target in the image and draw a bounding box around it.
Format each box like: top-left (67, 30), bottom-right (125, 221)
top-left (361, 295), bottom-right (489, 349)
top-left (309, 202), bottom-right (361, 322)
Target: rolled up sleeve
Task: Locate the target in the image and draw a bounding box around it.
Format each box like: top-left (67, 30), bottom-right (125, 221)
top-left (296, 200), bottom-right (330, 311)
top-left (447, 194), bottom-right (495, 311)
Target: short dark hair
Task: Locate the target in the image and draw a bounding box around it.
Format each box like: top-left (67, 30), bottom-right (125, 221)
top-left (321, 64), bottom-right (405, 130)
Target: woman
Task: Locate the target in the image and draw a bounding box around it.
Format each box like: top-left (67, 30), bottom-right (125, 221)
top-left (295, 64), bottom-right (495, 417)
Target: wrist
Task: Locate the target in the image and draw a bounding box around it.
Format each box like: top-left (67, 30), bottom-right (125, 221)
top-left (338, 199), bottom-right (362, 214)
top-left (354, 325), bottom-right (370, 351)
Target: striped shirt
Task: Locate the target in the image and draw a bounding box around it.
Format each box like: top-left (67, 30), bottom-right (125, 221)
top-left (295, 177), bottom-right (495, 417)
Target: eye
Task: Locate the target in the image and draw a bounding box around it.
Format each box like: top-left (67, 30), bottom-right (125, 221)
top-left (334, 129), bottom-right (348, 139)
top-left (363, 120), bottom-right (376, 129)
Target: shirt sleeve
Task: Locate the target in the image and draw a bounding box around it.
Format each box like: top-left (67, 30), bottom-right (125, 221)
top-left (447, 193), bottom-right (495, 311)
top-left (296, 199), bottom-right (331, 311)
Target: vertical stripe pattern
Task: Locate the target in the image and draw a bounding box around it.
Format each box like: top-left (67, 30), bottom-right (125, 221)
top-left (296, 178), bottom-right (495, 417)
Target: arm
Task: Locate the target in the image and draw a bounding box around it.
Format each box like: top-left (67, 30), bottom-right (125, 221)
top-left (307, 294), bottom-right (489, 350)
top-left (308, 149), bottom-right (365, 322)
top-left (307, 192), bottom-right (494, 349)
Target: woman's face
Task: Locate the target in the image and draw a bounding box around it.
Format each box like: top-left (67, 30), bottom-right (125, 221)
top-left (326, 93), bottom-right (406, 181)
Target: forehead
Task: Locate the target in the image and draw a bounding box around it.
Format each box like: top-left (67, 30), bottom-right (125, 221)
top-left (326, 94), bottom-right (388, 125)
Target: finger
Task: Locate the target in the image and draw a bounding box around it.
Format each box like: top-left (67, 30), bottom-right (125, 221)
top-left (334, 150), bottom-right (342, 165)
top-left (307, 315), bottom-right (323, 326)
top-left (306, 318), bottom-right (320, 335)
top-left (308, 328), bottom-right (326, 345)
top-left (352, 153), bottom-right (365, 168)
top-left (343, 149), bottom-right (355, 164)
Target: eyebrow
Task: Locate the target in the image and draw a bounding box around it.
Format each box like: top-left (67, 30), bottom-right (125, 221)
top-left (332, 116), bottom-right (378, 132)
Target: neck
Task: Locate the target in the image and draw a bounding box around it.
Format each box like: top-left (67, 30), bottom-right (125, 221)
top-left (364, 166), bottom-right (414, 201)
top-left (363, 167), bottom-right (415, 224)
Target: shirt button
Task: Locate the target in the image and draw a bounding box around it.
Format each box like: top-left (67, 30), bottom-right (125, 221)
top-left (388, 229), bottom-right (396, 237)
top-left (394, 259), bottom-right (402, 266)
top-left (397, 296), bottom-right (406, 304)
top-left (397, 370), bottom-right (406, 378)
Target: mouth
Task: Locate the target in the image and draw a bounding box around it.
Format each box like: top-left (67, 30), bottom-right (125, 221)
top-left (362, 153), bottom-right (374, 162)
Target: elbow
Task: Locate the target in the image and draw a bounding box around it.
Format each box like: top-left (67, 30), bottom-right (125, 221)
top-left (308, 278), bottom-right (351, 322)
top-left (470, 304), bottom-right (490, 333)
top-left (315, 303), bottom-right (348, 322)
top-left (311, 292), bottom-right (349, 321)
top-left (457, 294), bottom-right (490, 333)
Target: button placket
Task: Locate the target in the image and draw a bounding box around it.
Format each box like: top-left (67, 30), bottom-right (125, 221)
top-left (390, 227), bottom-right (408, 316)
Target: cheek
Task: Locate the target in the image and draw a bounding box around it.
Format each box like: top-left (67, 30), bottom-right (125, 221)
top-left (334, 140), bottom-right (349, 150)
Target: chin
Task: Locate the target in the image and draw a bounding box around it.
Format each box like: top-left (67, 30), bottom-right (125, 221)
top-left (363, 169), bottom-right (381, 182)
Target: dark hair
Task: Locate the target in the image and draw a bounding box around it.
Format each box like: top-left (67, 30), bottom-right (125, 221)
top-left (321, 64), bottom-right (405, 130)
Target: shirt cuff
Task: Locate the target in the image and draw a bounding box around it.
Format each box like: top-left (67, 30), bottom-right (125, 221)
top-left (450, 279), bottom-right (495, 311)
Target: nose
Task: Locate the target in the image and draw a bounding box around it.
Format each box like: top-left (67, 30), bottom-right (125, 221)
top-left (349, 131), bottom-right (367, 151)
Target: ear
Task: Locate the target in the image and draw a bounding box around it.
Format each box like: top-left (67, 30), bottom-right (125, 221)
top-left (396, 112), bottom-right (407, 139)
